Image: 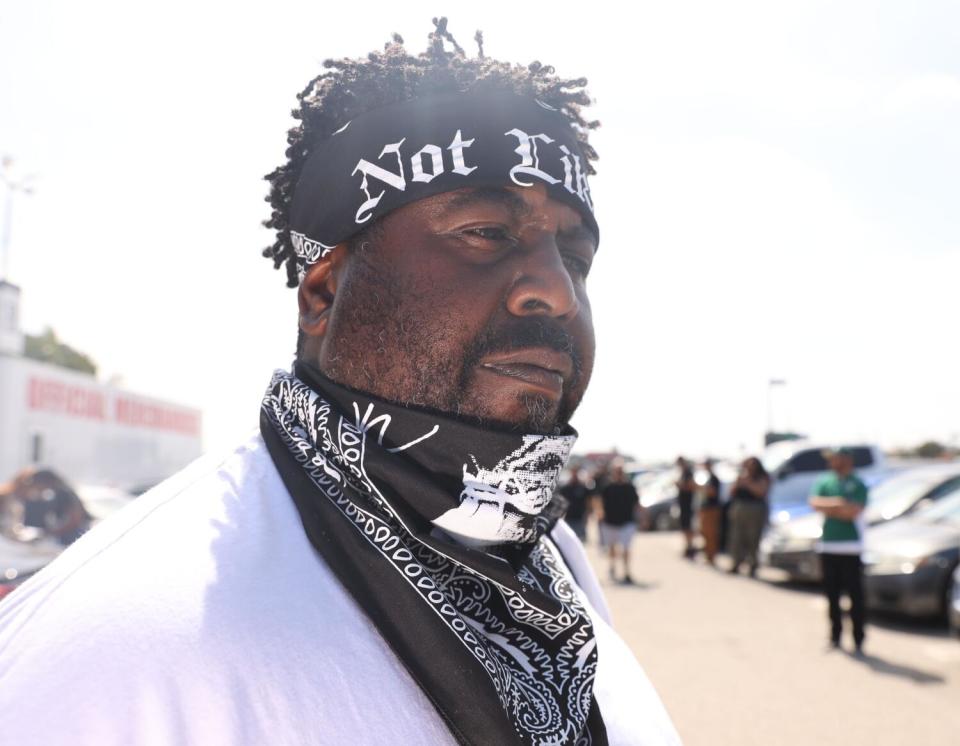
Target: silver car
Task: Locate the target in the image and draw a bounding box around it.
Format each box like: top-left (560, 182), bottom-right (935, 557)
top-left (864, 488), bottom-right (960, 618)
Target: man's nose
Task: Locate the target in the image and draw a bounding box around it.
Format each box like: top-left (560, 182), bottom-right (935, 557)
top-left (504, 239), bottom-right (580, 320)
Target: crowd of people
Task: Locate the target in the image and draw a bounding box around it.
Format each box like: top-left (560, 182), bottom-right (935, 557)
top-left (558, 455), bottom-right (774, 581)
top-left (560, 448), bottom-right (870, 652)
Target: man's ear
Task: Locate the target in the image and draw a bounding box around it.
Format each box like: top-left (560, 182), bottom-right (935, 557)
top-left (298, 244), bottom-right (350, 339)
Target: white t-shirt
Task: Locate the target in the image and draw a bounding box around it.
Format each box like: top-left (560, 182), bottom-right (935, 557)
top-left (0, 432), bottom-right (679, 745)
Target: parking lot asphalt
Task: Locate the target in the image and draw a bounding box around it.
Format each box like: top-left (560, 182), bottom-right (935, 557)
top-left (587, 531), bottom-right (960, 746)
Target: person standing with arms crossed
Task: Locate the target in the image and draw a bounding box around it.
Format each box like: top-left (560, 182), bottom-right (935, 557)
top-left (809, 447), bottom-right (869, 653)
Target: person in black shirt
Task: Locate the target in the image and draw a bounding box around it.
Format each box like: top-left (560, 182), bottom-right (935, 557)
top-left (727, 457), bottom-right (770, 577)
top-left (599, 461), bottom-right (642, 584)
top-left (698, 459), bottom-right (722, 566)
top-left (675, 457), bottom-right (697, 559)
top-left (558, 469), bottom-right (591, 542)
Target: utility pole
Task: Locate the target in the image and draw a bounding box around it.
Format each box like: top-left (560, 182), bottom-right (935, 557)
top-left (1, 156), bottom-right (37, 281)
top-left (766, 378), bottom-right (787, 445)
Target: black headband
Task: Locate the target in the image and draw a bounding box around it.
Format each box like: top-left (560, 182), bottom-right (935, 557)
top-left (288, 90), bottom-right (598, 279)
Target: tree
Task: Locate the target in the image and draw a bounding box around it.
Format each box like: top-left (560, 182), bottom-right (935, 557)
top-left (915, 441), bottom-right (947, 459)
top-left (23, 327), bottom-right (97, 376)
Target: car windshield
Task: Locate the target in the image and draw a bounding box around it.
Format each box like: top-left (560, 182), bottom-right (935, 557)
top-left (863, 472), bottom-right (950, 522)
top-left (915, 487), bottom-right (960, 524)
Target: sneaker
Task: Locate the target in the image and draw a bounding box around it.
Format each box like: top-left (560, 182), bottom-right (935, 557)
top-left (621, 574), bottom-right (635, 586)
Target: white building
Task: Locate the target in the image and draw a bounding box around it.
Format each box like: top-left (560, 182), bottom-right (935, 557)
top-left (0, 280), bottom-right (202, 489)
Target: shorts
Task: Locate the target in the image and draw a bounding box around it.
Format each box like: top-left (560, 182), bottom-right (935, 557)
top-left (600, 522), bottom-right (637, 548)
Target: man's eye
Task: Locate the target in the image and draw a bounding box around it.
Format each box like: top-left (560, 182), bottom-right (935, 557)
top-left (563, 254), bottom-right (592, 279)
top-left (463, 226), bottom-right (515, 244)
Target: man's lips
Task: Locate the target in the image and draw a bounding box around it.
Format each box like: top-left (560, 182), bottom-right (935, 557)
top-left (479, 348), bottom-right (574, 397)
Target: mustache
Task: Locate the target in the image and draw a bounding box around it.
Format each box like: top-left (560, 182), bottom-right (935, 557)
top-left (461, 317), bottom-right (583, 385)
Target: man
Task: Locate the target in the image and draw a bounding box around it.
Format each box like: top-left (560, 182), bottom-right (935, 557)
top-left (0, 21), bottom-right (678, 746)
top-left (809, 447), bottom-right (868, 653)
top-left (599, 461), bottom-right (642, 584)
top-left (698, 458), bottom-right (721, 566)
top-left (558, 468), bottom-right (591, 542)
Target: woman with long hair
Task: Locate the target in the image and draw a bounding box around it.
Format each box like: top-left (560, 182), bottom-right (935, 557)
top-left (727, 457), bottom-right (770, 577)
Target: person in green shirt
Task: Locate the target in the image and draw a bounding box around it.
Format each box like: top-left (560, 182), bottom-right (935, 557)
top-left (809, 447), bottom-right (868, 653)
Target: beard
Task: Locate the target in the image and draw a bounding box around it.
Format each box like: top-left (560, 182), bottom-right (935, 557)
top-left (318, 247), bottom-right (587, 434)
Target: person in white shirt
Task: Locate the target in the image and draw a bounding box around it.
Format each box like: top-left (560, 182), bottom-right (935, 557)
top-left (0, 18), bottom-right (679, 746)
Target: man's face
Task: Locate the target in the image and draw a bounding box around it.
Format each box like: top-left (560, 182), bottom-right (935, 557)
top-left (829, 453), bottom-right (853, 474)
top-left (304, 183), bottom-right (596, 434)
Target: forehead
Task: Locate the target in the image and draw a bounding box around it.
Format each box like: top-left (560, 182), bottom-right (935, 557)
top-left (397, 184), bottom-right (594, 239)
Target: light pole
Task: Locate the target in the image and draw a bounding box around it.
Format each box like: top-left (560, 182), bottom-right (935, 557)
top-left (766, 378), bottom-right (787, 444)
top-left (1, 156), bottom-right (37, 281)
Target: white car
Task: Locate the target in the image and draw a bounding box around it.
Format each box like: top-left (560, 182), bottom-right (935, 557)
top-left (75, 483), bottom-right (137, 522)
top-left (0, 529), bottom-right (63, 584)
top-left (0, 483), bottom-right (135, 595)
top-left (763, 440), bottom-right (886, 514)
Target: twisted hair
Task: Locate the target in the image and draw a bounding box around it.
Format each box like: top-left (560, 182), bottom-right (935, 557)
top-left (262, 17), bottom-right (599, 287)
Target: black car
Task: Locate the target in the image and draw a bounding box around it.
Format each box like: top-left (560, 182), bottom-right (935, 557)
top-left (949, 564), bottom-right (960, 638)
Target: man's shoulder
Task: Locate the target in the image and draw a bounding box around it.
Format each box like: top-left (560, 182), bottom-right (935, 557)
top-left (850, 473), bottom-right (869, 502)
top-left (812, 472), bottom-right (835, 492)
top-left (0, 431), bottom-right (281, 654)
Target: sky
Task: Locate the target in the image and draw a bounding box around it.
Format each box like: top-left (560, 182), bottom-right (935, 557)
top-left (1, 0), bottom-right (958, 462)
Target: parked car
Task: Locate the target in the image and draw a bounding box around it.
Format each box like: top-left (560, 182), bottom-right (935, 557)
top-left (75, 483), bottom-right (136, 522)
top-left (0, 566), bottom-right (42, 601)
top-left (761, 462), bottom-right (960, 582)
top-left (763, 441), bottom-right (885, 516)
top-left (637, 462), bottom-right (737, 532)
top-left (768, 467), bottom-right (902, 526)
top-left (0, 529), bottom-right (63, 600)
top-left (949, 564), bottom-right (960, 638)
top-left (0, 483), bottom-right (134, 602)
top-left (862, 462), bottom-right (960, 524)
top-left (638, 470), bottom-right (680, 531)
top-left (863, 487), bottom-right (960, 619)
top-left (760, 511), bottom-right (825, 581)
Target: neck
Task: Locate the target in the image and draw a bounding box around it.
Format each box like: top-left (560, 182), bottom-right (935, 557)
top-left (271, 366), bottom-right (577, 547)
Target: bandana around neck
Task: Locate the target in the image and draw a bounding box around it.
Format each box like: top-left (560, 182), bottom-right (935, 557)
top-left (260, 364), bottom-right (608, 745)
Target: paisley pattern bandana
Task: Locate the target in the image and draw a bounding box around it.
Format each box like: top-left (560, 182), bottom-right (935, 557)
top-left (260, 364), bottom-right (608, 745)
